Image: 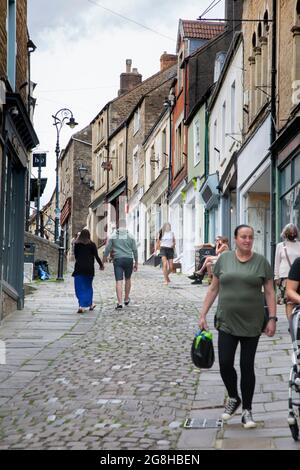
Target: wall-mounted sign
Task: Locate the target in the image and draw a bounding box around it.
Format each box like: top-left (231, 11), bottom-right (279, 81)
top-left (33, 153), bottom-right (47, 167)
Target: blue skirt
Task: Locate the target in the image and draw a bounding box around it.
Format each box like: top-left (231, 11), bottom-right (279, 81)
top-left (74, 275), bottom-right (93, 307)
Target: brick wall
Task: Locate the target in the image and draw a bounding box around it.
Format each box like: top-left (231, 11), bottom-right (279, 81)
top-left (16, 0), bottom-right (28, 104)
top-left (0, 0), bottom-right (7, 78)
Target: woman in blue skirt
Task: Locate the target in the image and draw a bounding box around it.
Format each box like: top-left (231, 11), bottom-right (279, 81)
top-left (72, 229), bottom-right (104, 313)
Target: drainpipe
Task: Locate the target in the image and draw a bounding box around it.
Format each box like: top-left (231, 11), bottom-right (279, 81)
top-left (106, 105), bottom-right (110, 196)
top-left (204, 100), bottom-right (210, 243)
top-left (125, 122), bottom-right (128, 206)
top-left (270, 0), bottom-right (277, 267)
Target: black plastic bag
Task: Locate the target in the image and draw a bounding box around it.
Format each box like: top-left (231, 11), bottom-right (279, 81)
top-left (191, 330), bottom-right (215, 369)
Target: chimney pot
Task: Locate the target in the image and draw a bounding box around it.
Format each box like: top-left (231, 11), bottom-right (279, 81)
top-left (126, 59), bottom-right (132, 73)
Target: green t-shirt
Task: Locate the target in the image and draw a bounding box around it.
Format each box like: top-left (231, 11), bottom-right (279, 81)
top-left (213, 251), bottom-right (273, 337)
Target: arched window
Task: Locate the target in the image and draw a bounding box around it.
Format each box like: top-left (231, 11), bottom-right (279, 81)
top-left (263, 10), bottom-right (269, 33)
top-left (297, 0), bottom-right (300, 16)
top-left (252, 32), bottom-right (257, 48)
top-left (258, 22), bottom-right (262, 38)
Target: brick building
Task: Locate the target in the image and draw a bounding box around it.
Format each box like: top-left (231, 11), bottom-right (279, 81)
top-left (0, 0), bottom-right (39, 318)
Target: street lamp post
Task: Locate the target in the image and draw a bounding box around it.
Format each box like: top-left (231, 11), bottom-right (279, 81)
top-left (52, 108), bottom-right (78, 280)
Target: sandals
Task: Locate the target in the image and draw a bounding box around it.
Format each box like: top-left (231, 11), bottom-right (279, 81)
top-left (89, 304), bottom-right (96, 311)
top-left (77, 308), bottom-right (85, 314)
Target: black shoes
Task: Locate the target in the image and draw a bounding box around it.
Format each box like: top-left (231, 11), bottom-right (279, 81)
top-left (124, 298), bottom-right (130, 306)
top-left (115, 304), bottom-right (123, 310)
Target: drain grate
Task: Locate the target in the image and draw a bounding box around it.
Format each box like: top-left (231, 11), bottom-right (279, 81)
top-left (183, 418), bottom-right (223, 429)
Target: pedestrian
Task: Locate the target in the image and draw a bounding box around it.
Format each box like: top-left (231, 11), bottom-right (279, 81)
top-left (189, 236), bottom-right (222, 285)
top-left (274, 223), bottom-right (300, 319)
top-left (286, 256), bottom-right (300, 311)
top-left (193, 236), bottom-right (229, 284)
top-left (72, 229), bottom-right (104, 313)
top-left (156, 222), bottom-right (176, 285)
top-left (198, 224), bottom-right (276, 429)
top-left (103, 219), bottom-right (138, 310)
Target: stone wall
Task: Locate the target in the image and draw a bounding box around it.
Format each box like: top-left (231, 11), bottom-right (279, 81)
top-left (24, 232), bottom-right (67, 276)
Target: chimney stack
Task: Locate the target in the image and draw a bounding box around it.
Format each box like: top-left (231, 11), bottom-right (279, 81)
top-left (160, 51), bottom-right (177, 71)
top-left (118, 59), bottom-right (142, 96)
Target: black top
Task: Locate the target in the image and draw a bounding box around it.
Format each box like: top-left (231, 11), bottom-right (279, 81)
top-left (72, 242), bottom-right (103, 277)
top-left (288, 257), bottom-right (300, 295)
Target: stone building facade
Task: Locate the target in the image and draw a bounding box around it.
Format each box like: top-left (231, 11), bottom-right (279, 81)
top-left (59, 125), bottom-right (92, 259)
top-left (90, 55), bottom-right (177, 252)
top-left (0, 0), bottom-right (39, 319)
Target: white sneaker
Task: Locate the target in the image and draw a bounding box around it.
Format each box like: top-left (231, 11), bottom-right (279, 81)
top-left (221, 397), bottom-right (241, 421)
top-left (241, 409), bottom-right (257, 429)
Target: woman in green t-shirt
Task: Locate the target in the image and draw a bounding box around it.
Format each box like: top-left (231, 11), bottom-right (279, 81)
top-left (198, 225), bottom-right (277, 429)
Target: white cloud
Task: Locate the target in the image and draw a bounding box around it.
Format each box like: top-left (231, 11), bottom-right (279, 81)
top-left (28, 0), bottom-right (225, 205)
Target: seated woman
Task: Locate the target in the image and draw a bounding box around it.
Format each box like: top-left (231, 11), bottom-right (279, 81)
top-left (194, 237), bottom-right (229, 284)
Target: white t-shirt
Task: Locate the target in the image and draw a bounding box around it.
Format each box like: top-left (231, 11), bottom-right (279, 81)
top-left (274, 240), bottom-right (300, 279)
top-left (160, 231), bottom-right (174, 248)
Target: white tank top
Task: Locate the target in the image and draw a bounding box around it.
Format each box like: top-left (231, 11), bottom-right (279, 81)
top-left (161, 231), bottom-right (174, 248)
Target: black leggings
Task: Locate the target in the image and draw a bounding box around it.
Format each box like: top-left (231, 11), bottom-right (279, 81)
top-left (218, 330), bottom-right (260, 410)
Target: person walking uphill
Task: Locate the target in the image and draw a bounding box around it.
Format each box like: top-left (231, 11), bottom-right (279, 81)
top-left (198, 225), bottom-right (277, 429)
top-left (103, 221), bottom-right (138, 310)
top-left (72, 229), bottom-right (104, 313)
top-left (274, 223), bottom-right (300, 319)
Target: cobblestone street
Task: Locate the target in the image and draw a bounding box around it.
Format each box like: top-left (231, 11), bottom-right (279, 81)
top-left (0, 265), bottom-right (299, 450)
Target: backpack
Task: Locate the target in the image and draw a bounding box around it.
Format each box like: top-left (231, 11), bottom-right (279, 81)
top-left (191, 330), bottom-right (215, 369)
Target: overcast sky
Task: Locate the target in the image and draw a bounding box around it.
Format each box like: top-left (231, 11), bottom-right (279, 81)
top-left (27, 0), bottom-right (224, 205)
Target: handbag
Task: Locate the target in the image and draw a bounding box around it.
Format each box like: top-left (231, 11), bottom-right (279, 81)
top-left (191, 330), bottom-right (215, 369)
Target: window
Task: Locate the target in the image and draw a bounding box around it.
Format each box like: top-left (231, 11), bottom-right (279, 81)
top-left (111, 148), bottom-right (117, 181)
top-left (133, 108), bottom-right (140, 134)
top-left (118, 142), bottom-right (123, 178)
top-left (222, 101), bottom-right (226, 157)
top-left (150, 145), bottom-right (155, 183)
top-left (133, 147), bottom-right (139, 187)
top-left (175, 120), bottom-right (184, 174)
top-left (178, 51), bottom-right (184, 90)
top-left (194, 119), bottom-right (201, 165)
top-left (96, 152), bottom-right (104, 188)
top-left (213, 119), bottom-right (220, 162)
top-left (231, 81), bottom-right (236, 134)
top-left (98, 117), bottom-right (105, 142)
top-left (7, 0), bottom-right (16, 90)
top-left (161, 128), bottom-right (167, 169)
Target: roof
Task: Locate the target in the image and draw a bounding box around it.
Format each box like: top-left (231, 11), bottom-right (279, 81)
top-left (177, 20), bottom-right (225, 51)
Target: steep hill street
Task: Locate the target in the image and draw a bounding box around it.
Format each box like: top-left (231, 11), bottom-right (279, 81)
top-left (0, 266), bottom-right (299, 450)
